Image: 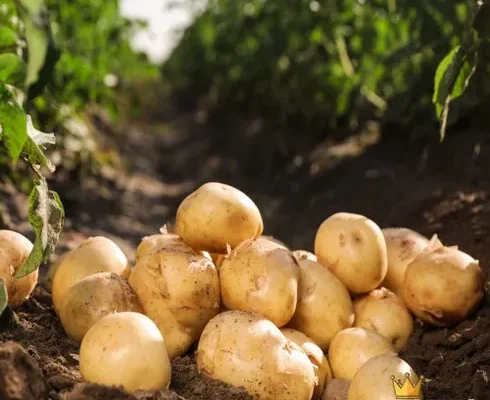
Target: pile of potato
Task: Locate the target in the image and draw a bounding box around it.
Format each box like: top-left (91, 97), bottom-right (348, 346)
top-left (0, 181), bottom-right (485, 400)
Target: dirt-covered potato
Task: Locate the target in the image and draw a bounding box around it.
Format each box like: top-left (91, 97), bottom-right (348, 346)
top-left (281, 328), bottom-right (332, 399)
top-left (293, 250), bottom-right (318, 262)
top-left (403, 245), bottom-right (484, 326)
top-left (322, 379), bottom-right (350, 400)
top-left (128, 236), bottom-right (220, 359)
top-left (175, 182), bottom-right (263, 253)
top-left (328, 327), bottom-right (396, 380)
top-left (288, 256), bottom-right (354, 350)
top-left (0, 230), bottom-right (36, 308)
top-left (314, 213), bottom-right (387, 294)
top-left (354, 288), bottom-right (413, 351)
top-left (382, 227), bottom-right (442, 298)
top-left (219, 236), bottom-right (300, 327)
top-left (80, 311), bottom-right (171, 392)
top-left (134, 232), bottom-right (180, 263)
top-left (51, 236), bottom-right (130, 314)
top-left (348, 353), bottom-right (423, 400)
top-left (58, 272), bottom-right (143, 342)
top-left (197, 310), bottom-right (316, 400)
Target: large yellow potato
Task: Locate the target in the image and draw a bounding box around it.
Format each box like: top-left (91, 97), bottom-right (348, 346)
top-left (219, 236), bottom-right (300, 327)
top-left (59, 272), bottom-right (144, 342)
top-left (175, 182), bottom-right (263, 253)
top-left (403, 245), bottom-right (484, 326)
top-left (80, 311), bottom-right (171, 392)
top-left (51, 236), bottom-right (130, 314)
top-left (281, 328), bottom-right (332, 399)
top-left (197, 310), bottom-right (316, 400)
top-left (348, 354), bottom-right (423, 400)
top-left (328, 327), bottom-right (396, 380)
top-left (353, 288), bottom-right (413, 351)
top-left (288, 257), bottom-right (354, 350)
top-left (314, 213), bottom-right (387, 294)
top-left (128, 237), bottom-right (220, 359)
top-left (382, 227), bottom-right (442, 299)
top-left (0, 230), bottom-right (37, 308)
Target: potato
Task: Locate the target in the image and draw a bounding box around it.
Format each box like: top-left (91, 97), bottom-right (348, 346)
top-left (288, 256), bottom-right (354, 350)
top-left (314, 213), bottom-right (387, 294)
top-left (348, 353), bottom-right (423, 400)
top-left (261, 235), bottom-right (289, 249)
top-left (51, 236), bottom-right (130, 314)
top-left (128, 236), bottom-right (220, 359)
top-left (382, 228), bottom-right (442, 298)
top-left (353, 288), bottom-right (413, 352)
top-left (79, 311), bottom-right (171, 392)
top-left (281, 328), bottom-right (332, 399)
top-left (44, 252), bottom-right (69, 292)
top-left (175, 182), bottom-right (263, 253)
top-left (293, 250), bottom-right (318, 262)
top-left (135, 232), bottom-right (180, 263)
top-left (0, 230), bottom-right (37, 308)
top-left (328, 327), bottom-right (396, 380)
top-left (197, 310), bottom-right (316, 400)
top-left (219, 236), bottom-right (300, 327)
top-left (322, 379), bottom-right (350, 400)
top-left (58, 272), bottom-right (144, 342)
top-left (403, 245), bottom-right (484, 326)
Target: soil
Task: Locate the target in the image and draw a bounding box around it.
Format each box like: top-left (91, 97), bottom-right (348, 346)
top-left (1, 110), bottom-right (490, 399)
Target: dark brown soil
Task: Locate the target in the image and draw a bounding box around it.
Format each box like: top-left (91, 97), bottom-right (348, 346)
top-left (1, 111), bottom-right (490, 399)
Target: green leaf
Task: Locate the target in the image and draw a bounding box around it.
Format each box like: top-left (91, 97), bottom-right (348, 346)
top-left (20, 115), bottom-right (55, 171)
top-left (16, 178), bottom-right (64, 278)
top-left (433, 46), bottom-right (465, 108)
top-left (15, 0), bottom-right (59, 98)
top-left (0, 53), bottom-right (27, 86)
top-left (0, 84), bottom-right (28, 161)
top-left (0, 279), bottom-right (8, 316)
top-left (0, 26), bottom-right (18, 48)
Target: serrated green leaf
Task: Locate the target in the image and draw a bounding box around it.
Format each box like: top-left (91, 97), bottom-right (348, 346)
top-left (16, 178), bottom-right (64, 278)
top-left (0, 53), bottom-right (27, 86)
top-left (20, 115), bottom-right (55, 171)
top-left (0, 26), bottom-right (18, 48)
top-left (0, 84), bottom-right (28, 161)
top-left (0, 279), bottom-right (8, 316)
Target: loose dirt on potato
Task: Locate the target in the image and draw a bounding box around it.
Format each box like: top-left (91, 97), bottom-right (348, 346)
top-left (1, 112), bottom-right (490, 399)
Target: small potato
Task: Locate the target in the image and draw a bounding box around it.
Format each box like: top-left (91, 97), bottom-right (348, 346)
top-left (314, 213), bottom-right (387, 294)
top-left (0, 230), bottom-right (36, 308)
top-left (403, 245), bottom-right (484, 326)
top-left (328, 327), bottom-right (396, 380)
top-left (175, 182), bottom-right (263, 253)
top-left (51, 236), bottom-right (130, 314)
top-left (322, 379), bottom-right (350, 400)
top-left (59, 272), bottom-right (144, 342)
top-left (382, 228), bottom-right (442, 298)
top-left (281, 328), bottom-right (332, 399)
top-left (128, 237), bottom-right (220, 359)
top-left (293, 250), bottom-right (318, 262)
top-left (354, 288), bottom-right (413, 352)
top-left (348, 353), bottom-right (423, 400)
top-left (219, 236), bottom-right (300, 327)
top-left (288, 257), bottom-right (354, 350)
top-left (197, 310), bottom-right (316, 400)
top-left (80, 311), bottom-right (171, 392)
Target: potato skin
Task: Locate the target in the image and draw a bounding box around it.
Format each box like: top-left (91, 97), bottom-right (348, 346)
top-left (314, 213), bottom-right (387, 294)
top-left (135, 233), bottom-right (181, 263)
top-left (80, 312), bottom-right (171, 392)
top-left (403, 246), bottom-right (484, 326)
top-left (293, 250), bottom-right (318, 262)
top-left (328, 327), bottom-right (395, 380)
top-left (288, 257), bottom-right (354, 350)
top-left (175, 182), bottom-right (263, 253)
top-left (322, 379), bottom-right (350, 400)
top-left (354, 288), bottom-right (413, 352)
top-left (0, 230), bottom-right (37, 308)
top-left (348, 354), bottom-right (423, 400)
top-left (197, 310), bottom-right (316, 400)
top-left (51, 236), bottom-right (130, 314)
top-left (219, 237), bottom-right (300, 327)
top-left (128, 237), bottom-right (220, 359)
top-left (59, 272), bottom-right (143, 342)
